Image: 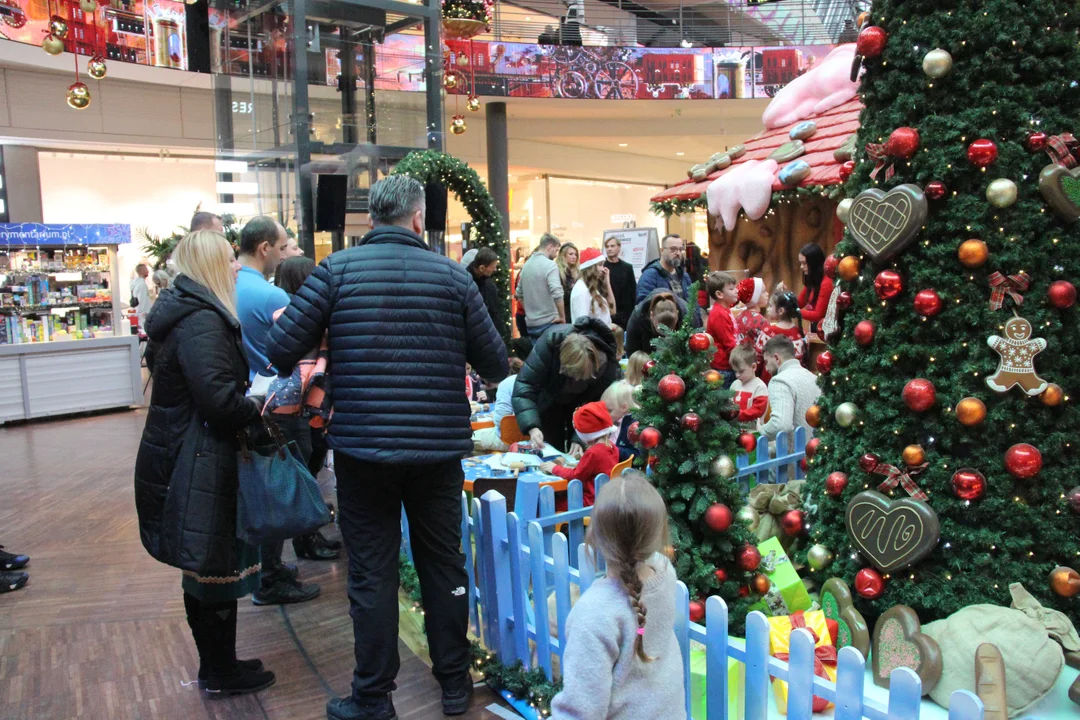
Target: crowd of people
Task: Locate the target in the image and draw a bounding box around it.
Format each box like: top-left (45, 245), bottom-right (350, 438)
top-left (124, 174), bottom-right (828, 720)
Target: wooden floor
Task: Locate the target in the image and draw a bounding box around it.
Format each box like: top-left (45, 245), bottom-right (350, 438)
top-left (0, 409), bottom-right (512, 720)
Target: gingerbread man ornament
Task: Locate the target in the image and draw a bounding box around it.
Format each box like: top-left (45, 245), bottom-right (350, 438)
top-left (986, 316), bottom-right (1049, 396)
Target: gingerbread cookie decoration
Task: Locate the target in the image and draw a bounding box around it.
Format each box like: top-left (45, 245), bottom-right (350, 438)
top-left (820, 578), bottom-right (871, 657)
top-left (986, 316), bottom-right (1049, 396)
top-left (871, 605), bottom-right (942, 695)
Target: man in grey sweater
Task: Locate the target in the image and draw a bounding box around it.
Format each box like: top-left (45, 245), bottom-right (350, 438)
top-left (515, 234), bottom-right (565, 339)
top-left (758, 335), bottom-right (822, 442)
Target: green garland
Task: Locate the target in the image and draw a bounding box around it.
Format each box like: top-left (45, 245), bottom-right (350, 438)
top-left (471, 642), bottom-right (562, 718)
top-left (399, 553), bottom-right (423, 605)
top-left (393, 150), bottom-right (511, 344)
top-left (650, 195), bottom-right (706, 218)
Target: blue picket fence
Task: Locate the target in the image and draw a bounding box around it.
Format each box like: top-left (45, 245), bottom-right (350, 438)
top-left (399, 436), bottom-right (991, 720)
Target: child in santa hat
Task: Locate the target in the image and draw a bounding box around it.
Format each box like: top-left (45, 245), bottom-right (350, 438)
top-left (541, 400), bottom-right (621, 510)
top-left (735, 277), bottom-right (770, 349)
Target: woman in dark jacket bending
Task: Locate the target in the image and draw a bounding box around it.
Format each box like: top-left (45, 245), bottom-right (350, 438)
top-left (134, 230), bottom-right (275, 697)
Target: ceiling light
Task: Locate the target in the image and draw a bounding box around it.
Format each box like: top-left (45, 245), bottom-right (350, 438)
top-left (618, 143), bottom-right (628, 147)
top-left (216, 181), bottom-right (259, 195)
top-left (214, 159), bottom-right (249, 174)
top-left (676, 152), bottom-right (685, 156)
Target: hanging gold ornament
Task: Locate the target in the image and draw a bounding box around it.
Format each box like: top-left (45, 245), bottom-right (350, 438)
top-left (79, 0), bottom-right (98, 13)
top-left (443, 73), bottom-right (458, 90)
top-left (807, 544), bottom-right (834, 571)
top-left (450, 114), bottom-right (467, 135)
top-left (466, 96), bottom-right (480, 112)
top-left (922, 48), bottom-right (953, 78)
top-left (42, 33), bottom-right (65, 55)
top-left (836, 198), bottom-right (854, 225)
top-left (710, 455), bottom-right (736, 479)
top-left (49, 14), bottom-right (69, 39)
top-left (456, 54), bottom-right (469, 67)
top-left (66, 81), bottom-right (91, 110)
top-left (87, 55), bottom-right (107, 79)
top-left (986, 178), bottom-right (1018, 208)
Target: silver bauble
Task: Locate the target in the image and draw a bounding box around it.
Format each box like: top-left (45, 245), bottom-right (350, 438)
top-left (835, 401), bottom-right (858, 428)
top-left (836, 198), bottom-right (854, 225)
top-left (736, 506), bottom-right (757, 529)
top-left (807, 544), bottom-right (834, 571)
top-left (711, 455), bottom-right (736, 479)
top-left (986, 178), bottom-right (1017, 208)
top-left (922, 48), bottom-right (953, 79)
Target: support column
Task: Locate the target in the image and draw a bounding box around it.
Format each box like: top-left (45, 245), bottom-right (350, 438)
top-left (485, 102), bottom-right (510, 241)
top-left (2, 147), bottom-right (42, 222)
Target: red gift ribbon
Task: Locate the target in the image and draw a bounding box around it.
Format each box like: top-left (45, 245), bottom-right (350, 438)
top-left (865, 142), bottom-right (895, 181)
top-left (774, 612), bottom-right (838, 711)
top-left (871, 460), bottom-right (929, 501)
top-left (988, 271), bottom-right (1031, 311)
top-left (1046, 133), bottom-right (1078, 169)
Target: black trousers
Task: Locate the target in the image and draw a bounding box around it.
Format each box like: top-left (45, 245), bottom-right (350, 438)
top-left (540, 402), bottom-right (575, 453)
top-left (335, 453), bottom-right (470, 700)
top-left (259, 415), bottom-right (314, 583)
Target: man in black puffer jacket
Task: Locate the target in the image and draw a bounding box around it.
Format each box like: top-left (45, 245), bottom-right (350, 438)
top-left (266, 175), bottom-right (508, 720)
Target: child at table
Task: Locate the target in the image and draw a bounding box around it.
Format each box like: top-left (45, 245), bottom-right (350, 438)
top-left (625, 351), bottom-right (650, 390)
top-left (540, 401), bottom-right (620, 510)
top-left (550, 470), bottom-right (684, 720)
top-left (472, 357), bottom-right (525, 452)
top-left (754, 291), bottom-right (807, 382)
top-left (729, 344), bottom-right (768, 427)
top-left (603, 379), bottom-right (639, 462)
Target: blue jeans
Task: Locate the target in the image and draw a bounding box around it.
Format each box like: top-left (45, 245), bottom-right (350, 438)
top-left (528, 322), bottom-right (556, 339)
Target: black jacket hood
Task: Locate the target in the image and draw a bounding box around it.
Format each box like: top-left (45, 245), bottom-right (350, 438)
top-left (570, 316), bottom-right (619, 361)
top-left (145, 274), bottom-right (239, 343)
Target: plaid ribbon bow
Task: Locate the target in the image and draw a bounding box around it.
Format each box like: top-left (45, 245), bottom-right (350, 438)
top-left (1046, 133), bottom-right (1079, 169)
top-left (871, 460), bottom-right (929, 501)
top-left (774, 611), bottom-right (839, 676)
top-left (988, 271), bottom-right (1031, 311)
top-left (865, 141), bottom-right (895, 180)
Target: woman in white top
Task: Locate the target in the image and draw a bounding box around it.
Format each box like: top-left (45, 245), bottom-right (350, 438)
top-left (570, 247), bottom-right (616, 326)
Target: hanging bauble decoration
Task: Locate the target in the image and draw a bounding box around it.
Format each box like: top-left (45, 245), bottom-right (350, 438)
top-left (807, 544), bottom-right (834, 571)
top-left (816, 350), bottom-right (834, 374)
top-left (825, 472), bottom-right (849, 497)
top-left (1066, 486), bottom-right (1080, 514)
top-left (781, 509), bottom-right (805, 536)
top-left (648, 454), bottom-right (659, 470)
top-left (1048, 280), bottom-right (1077, 309)
top-left (736, 506), bottom-right (757, 527)
top-left (752, 573), bottom-right (771, 595)
top-left (737, 432), bottom-right (756, 453)
top-left (924, 181), bottom-right (947, 200)
top-left (87, 55), bottom-right (107, 80)
top-left (913, 289), bottom-right (943, 317)
top-left (466, 96), bottom-right (480, 112)
top-left (986, 179), bottom-right (1018, 208)
top-left (838, 255), bottom-right (860, 282)
top-left (1050, 567), bottom-right (1080, 598)
top-left (874, 270), bottom-right (903, 300)
top-left (450, 114), bottom-right (467, 135)
top-left (1005, 443), bottom-right (1042, 479)
top-left (805, 405), bottom-right (822, 428)
top-left (856, 26), bottom-right (888, 59)
top-left (66, 82), bottom-right (91, 110)
top-left (903, 378), bottom-right (936, 412)
top-left (49, 14), bottom-right (69, 39)
top-left (805, 437), bottom-right (821, 459)
top-left (1026, 132), bottom-right (1049, 153)
top-left (714, 568), bottom-right (728, 583)
top-left (441, 0), bottom-right (493, 39)
top-left (902, 445), bottom-right (926, 467)
top-left (689, 600), bottom-right (706, 622)
top-left (955, 397), bottom-right (987, 426)
top-left (886, 127), bottom-right (921, 160)
top-left (855, 568), bottom-right (885, 599)
top-left (854, 320), bottom-right (876, 346)
top-left (719, 402), bottom-right (740, 422)
top-left (42, 33), bottom-right (64, 55)
top-left (839, 160), bottom-right (855, 182)
top-left (951, 468), bottom-right (986, 501)
top-left (921, 48), bottom-right (953, 78)
top-left (658, 374), bottom-right (686, 401)
top-left (444, 73), bottom-right (458, 90)
top-left (704, 503), bottom-right (733, 532)
top-left (859, 453), bottom-right (881, 472)
top-left (1041, 383), bottom-right (1064, 407)
top-left (457, 54), bottom-right (470, 67)
top-left (736, 544), bottom-right (762, 572)
top-left (703, 369), bottom-right (722, 385)
top-left (836, 291), bottom-right (853, 310)
top-left (967, 139), bottom-right (998, 168)
top-left (835, 402), bottom-right (858, 427)
top-left (680, 412), bottom-right (702, 432)
top-left (639, 427), bottom-right (661, 449)
top-left (643, 359), bottom-right (658, 377)
top-left (958, 239), bottom-right (989, 268)
top-left (79, 0), bottom-right (98, 13)
top-left (836, 198), bottom-right (854, 225)
top-left (627, 421), bottom-right (640, 444)
top-left (688, 332), bottom-right (712, 352)
top-left (711, 455), bottom-right (736, 479)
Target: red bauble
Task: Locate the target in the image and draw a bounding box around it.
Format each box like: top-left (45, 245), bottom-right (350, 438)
top-left (736, 544), bottom-right (762, 572)
top-left (805, 437), bottom-right (821, 459)
top-left (836, 291), bottom-right (853, 310)
top-left (874, 270), bottom-right (904, 300)
top-left (903, 378), bottom-right (936, 412)
top-left (799, 458), bottom-right (809, 471)
top-left (914, 288), bottom-right (943, 317)
top-left (951, 468), bottom-right (987, 501)
top-left (639, 427), bottom-right (661, 449)
top-left (643, 359), bottom-right (657, 377)
top-left (704, 503), bottom-right (733, 533)
top-left (887, 127), bottom-right (920, 160)
top-left (855, 568), bottom-right (885, 599)
top-left (627, 421), bottom-right (641, 444)
top-left (967, 138), bottom-right (998, 167)
top-left (648, 454), bottom-right (659, 470)
top-left (839, 160), bottom-right (856, 182)
top-left (825, 471), bottom-right (849, 497)
top-left (781, 509), bottom-right (805, 536)
top-left (1005, 443), bottom-right (1042, 479)
top-left (824, 255), bottom-right (840, 279)
top-left (816, 350), bottom-right (834, 374)
top-left (689, 332), bottom-right (712, 352)
top-left (689, 600), bottom-right (706, 623)
top-left (1026, 131), bottom-right (1049, 153)
top-left (1049, 281), bottom-right (1077, 309)
top-left (658, 374), bottom-right (686, 402)
top-left (720, 402), bottom-right (741, 421)
top-left (714, 567), bottom-right (728, 584)
top-left (859, 453), bottom-right (881, 472)
top-left (856, 25), bottom-right (888, 59)
top-left (854, 320), bottom-right (876, 346)
top-left (925, 181), bottom-right (947, 200)
top-left (738, 586), bottom-right (750, 598)
top-left (738, 432), bottom-right (757, 453)
top-left (681, 412), bottom-right (702, 431)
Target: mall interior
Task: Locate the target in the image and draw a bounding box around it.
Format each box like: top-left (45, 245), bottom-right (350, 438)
top-left (4, 0), bottom-right (1080, 718)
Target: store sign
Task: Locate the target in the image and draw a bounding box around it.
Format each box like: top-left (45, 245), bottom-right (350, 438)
top-left (604, 227), bottom-right (658, 279)
top-left (232, 101), bottom-right (254, 115)
top-left (0, 224), bottom-right (132, 247)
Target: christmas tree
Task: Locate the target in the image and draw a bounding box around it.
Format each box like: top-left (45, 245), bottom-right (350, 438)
top-left (633, 286), bottom-right (760, 629)
top-left (798, 0), bottom-right (1080, 621)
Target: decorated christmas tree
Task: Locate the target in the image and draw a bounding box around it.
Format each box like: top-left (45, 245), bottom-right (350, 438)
top-left (632, 287), bottom-right (761, 629)
top-left (798, 0), bottom-right (1080, 621)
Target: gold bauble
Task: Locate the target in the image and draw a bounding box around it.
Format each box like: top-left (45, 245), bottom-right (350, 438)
top-left (956, 397), bottom-right (987, 426)
top-left (1042, 383), bottom-right (1065, 407)
top-left (87, 55), bottom-right (107, 80)
top-left (42, 33), bottom-right (65, 56)
top-left (456, 54), bottom-right (469, 67)
top-left (805, 404), bottom-right (822, 428)
top-left (466, 96), bottom-right (480, 112)
top-left (838, 255), bottom-right (860, 282)
top-left (752, 573), bottom-right (771, 595)
top-left (958, 239), bottom-right (989, 269)
top-left (450, 114), bottom-right (467, 135)
top-left (835, 402), bottom-right (858, 428)
top-left (902, 444), bottom-right (926, 467)
top-left (711, 455), bottom-right (736, 479)
top-left (444, 73), bottom-right (458, 90)
top-left (736, 506), bottom-right (757, 528)
top-left (1049, 566), bottom-right (1080, 597)
top-left (836, 198), bottom-right (854, 225)
top-left (807, 544), bottom-right (834, 571)
top-left (986, 178), bottom-right (1018, 208)
top-left (922, 48), bottom-right (953, 79)
top-left (66, 82), bottom-right (91, 110)
top-left (79, 0), bottom-right (98, 13)
top-left (704, 369), bottom-right (723, 386)
top-left (49, 14), bottom-right (69, 39)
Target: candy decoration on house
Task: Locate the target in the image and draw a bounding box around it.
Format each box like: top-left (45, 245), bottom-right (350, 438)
top-left (847, 184), bottom-right (929, 262)
top-left (845, 491), bottom-right (940, 573)
top-left (871, 605), bottom-right (943, 694)
top-left (986, 316), bottom-right (1049, 396)
top-left (706, 159), bottom-right (779, 231)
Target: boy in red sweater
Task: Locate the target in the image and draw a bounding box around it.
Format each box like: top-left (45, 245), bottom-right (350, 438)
top-left (729, 344), bottom-right (768, 427)
top-left (541, 401), bottom-right (620, 509)
top-left (705, 271), bottom-right (739, 388)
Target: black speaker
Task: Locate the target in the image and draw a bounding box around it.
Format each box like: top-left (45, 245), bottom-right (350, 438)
top-left (425, 181), bottom-right (448, 232)
top-left (315, 175), bottom-right (346, 232)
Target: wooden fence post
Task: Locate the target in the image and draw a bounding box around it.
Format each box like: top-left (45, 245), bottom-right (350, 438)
top-left (675, 581), bottom-right (691, 720)
top-left (528, 521), bottom-right (554, 679)
top-left (479, 490), bottom-right (515, 663)
top-left (833, 646), bottom-right (866, 720)
top-left (744, 611), bottom-right (771, 720)
top-left (946, 690), bottom-right (985, 720)
top-left (786, 628), bottom-right (816, 720)
top-left (504, 511), bottom-right (531, 667)
top-left (705, 596), bottom-right (729, 720)
top-left (886, 667), bottom-right (922, 719)
top-left (461, 492), bottom-right (479, 637)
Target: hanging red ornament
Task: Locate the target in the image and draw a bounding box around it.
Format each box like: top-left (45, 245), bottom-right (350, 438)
top-left (805, 437), bottom-right (821, 459)
top-left (737, 432), bottom-right (756, 453)
top-left (855, 568), bottom-right (885, 599)
top-left (854, 320), bottom-right (876, 346)
top-left (1048, 281), bottom-right (1077, 309)
top-left (781, 509), bottom-right (805, 535)
top-left (951, 468), bottom-right (987, 500)
top-left (738, 586), bottom-right (750, 598)
top-left (967, 138), bottom-right (998, 167)
top-left (925, 181), bottom-right (947, 200)
top-left (627, 421), bottom-right (641, 444)
top-left (886, 127), bottom-right (921, 160)
top-left (825, 471), bottom-right (849, 497)
top-left (704, 503), bottom-right (733, 532)
top-left (799, 458), bottom-right (809, 472)
top-left (719, 402), bottom-right (740, 421)
top-left (714, 567), bottom-right (728, 584)
top-left (816, 351), bottom-right (834, 374)
top-left (688, 333), bottom-right (712, 352)
top-left (836, 291), bottom-right (853, 310)
top-left (643, 359), bottom-right (657, 376)
top-left (824, 255), bottom-right (840, 279)
top-left (903, 378), bottom-right (937, 412)
top-left (913, 288), bottom-right (943, 317)
top-left (689, 600), bottom-right (706, 622)
top-left (680, 412), bottom-right (702, 431)
top-left (639, 427), bottom-right (661, 449)
top-left (658, 374), bottom-right (686, 401)
top-left (1025, 131), bottom-right (1049, 153)
top-left (874, 270), bottom-right (903, 300)
top-left (1005, 443), bottom-right (1042, 479)
top-left (859, 453), bottom-right (881, 472)
top-left (736, 544), bottom-right (762, 572)
top-left (856, 26), bottom-right (888, 59)
top-left (839, 160), bottom-right (856, 182)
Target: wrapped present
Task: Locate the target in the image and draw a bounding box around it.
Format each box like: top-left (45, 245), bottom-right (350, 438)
top-left (689, 646), bottom-right (744, 720)
top-left (748, 536), bottom-right (812, 617)
top-left (768, 610), bottom-right (838, 714)
top-left (744, 481), bottom-right (804, 551)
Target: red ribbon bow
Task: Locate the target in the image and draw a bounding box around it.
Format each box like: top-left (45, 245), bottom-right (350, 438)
top-left (774, 612), bottom-right (838, 712)
top-left (988, 271), bottom-right (1031, 311)
top-left (870, 460), bottom-right (929, 501)
top-left (865, 142), bottom-right (895, 180)
top-left (1046, 133), bottom-right (1079, 169)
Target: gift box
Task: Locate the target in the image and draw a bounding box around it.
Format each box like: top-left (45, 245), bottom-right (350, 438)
top-left (688, 645), bottom-right (744, 720)
top-left (748, 536), bottom-right (812, 617)
top-left (767, 610), bottom-right (838, 714)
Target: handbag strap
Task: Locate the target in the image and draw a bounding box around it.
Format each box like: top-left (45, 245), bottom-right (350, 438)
top-left (261, 415), bottom-right (289, 460)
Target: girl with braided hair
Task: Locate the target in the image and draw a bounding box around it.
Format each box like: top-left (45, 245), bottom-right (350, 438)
top-left (550, 471), bottom-right (685, 720)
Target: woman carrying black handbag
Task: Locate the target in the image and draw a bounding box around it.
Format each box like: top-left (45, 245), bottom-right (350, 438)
top-left (134, 230), bottom-right (276, 697)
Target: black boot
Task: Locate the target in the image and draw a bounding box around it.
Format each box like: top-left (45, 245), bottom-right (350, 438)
top-left (0, 571), bottom-right (28, 593)
top-left (326, 694), bottom-right (397, 720)
top-left (293, 533), bottom-right (339, 561)
top-left (184, 593), bottom-right (274, 696)
top-left (441, 675), bottom-right (475, 716)
top-left (0, 546), bottom-right (29, 571)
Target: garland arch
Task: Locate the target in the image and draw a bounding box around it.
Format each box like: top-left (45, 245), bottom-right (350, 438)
top-left (393, 150), bottom-right (511, 344)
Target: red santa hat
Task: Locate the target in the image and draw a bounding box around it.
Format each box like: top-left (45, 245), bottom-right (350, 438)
top-left (737, 277), bottom-right (766, 305)
top-left (573, 401), bottom-right (617, 443)
top-left (579, 247), bottom-right (605, 270)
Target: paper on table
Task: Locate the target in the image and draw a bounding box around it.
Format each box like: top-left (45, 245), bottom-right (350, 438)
top-left (485, 453), bottom-right (541, 469)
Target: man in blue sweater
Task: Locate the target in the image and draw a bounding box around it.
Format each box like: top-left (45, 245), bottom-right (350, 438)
top-left (635, 233), bottom-right (692, 305)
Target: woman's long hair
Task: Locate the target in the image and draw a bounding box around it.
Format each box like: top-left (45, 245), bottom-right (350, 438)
top-left (557, 243), bottom-right (579, 286)
top-left (172, 230), bottom-right (238, 318)
top-left (800, 243), bottom-right (825, 307)
top-left (275, 256), bottom-right (316, 295)
top-left (580, 263), bottom-right (609, 315)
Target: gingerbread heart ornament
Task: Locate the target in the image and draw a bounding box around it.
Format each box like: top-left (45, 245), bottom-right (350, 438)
top-left (872, 605), bottom-right (942, 695)
top-left (1039, 163), bottom-right (1080, 223)
top-left (845, 491), bottom-right (940, 573)
top-left (821, 577), bottom-right (870, 657)
top-left (848, 184), bottom-right (929, 263)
